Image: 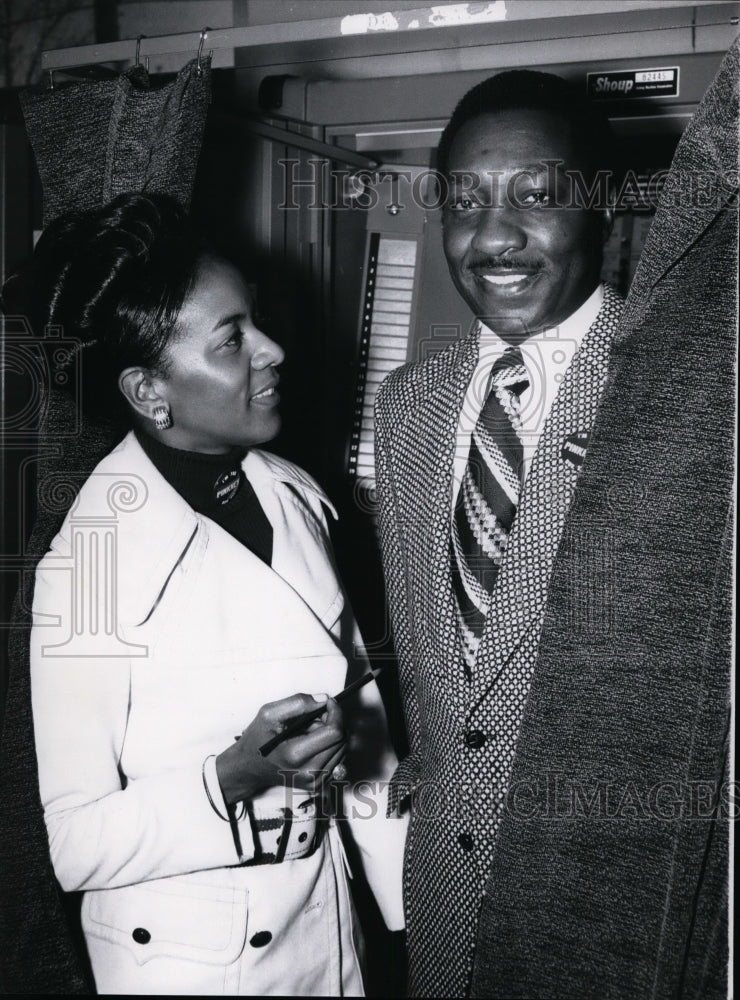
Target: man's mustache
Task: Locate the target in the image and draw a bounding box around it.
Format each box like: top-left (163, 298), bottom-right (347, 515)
top-left (469, 256), bottom-right (545, 271)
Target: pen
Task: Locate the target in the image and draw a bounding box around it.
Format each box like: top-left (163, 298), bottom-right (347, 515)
top-left (258, 667), bottom-right (382, 756)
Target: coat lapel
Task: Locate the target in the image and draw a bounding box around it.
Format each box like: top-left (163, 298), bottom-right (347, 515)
top-left (244, 449), bottom-right (344, 631)
top-left (69, 434), bottom-right (343, 648)
top-left (469, 286), bottom-right (623, 711)
top-left (393, 333), bottom-right (480, 713)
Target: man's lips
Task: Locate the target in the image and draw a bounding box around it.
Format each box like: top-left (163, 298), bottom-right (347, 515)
top-left (482, 273), bottom-right (531, 286)
top-left (471, 268), bottom-right (542, 290)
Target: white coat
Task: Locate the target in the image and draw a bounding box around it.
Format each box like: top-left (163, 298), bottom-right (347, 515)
top-left (30, 431), bottom-right (406, 996)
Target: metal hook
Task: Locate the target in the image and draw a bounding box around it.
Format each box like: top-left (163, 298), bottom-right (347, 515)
top-left (47, 68), bottom-right (55, 90)
top-left (196, 27), bottom-right (210, 76)
top-left (135, 34), bottom-right (145, 66)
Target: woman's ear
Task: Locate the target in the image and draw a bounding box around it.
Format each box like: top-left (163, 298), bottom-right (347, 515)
top-left (118, 368), bottom-right (166, 421)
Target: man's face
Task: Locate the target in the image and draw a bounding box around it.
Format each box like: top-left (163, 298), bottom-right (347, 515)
top-left (442, 108), bottom-right (609, 342)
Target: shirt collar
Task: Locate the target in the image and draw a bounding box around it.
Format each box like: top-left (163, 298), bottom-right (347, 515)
top-left (477, 282), bottom-right (604, 353)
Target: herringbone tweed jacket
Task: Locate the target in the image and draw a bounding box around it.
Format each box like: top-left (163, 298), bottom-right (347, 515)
top-left (375, 284), bottom-right (624, 997)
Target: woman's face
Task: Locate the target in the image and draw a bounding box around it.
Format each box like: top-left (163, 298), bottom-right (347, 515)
top-left (156, 257), bottom-right (284, 454)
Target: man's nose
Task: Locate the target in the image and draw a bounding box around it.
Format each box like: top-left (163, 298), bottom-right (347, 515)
top-left (470, 206), bottom-right (526, 257)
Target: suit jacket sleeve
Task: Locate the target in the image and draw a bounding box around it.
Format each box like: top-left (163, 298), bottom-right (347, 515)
top-left (374, 376), bottom-right (423, 811)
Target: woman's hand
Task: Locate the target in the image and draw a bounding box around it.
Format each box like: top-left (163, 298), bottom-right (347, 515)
top-left (215, 693), bottom-right (346, 805)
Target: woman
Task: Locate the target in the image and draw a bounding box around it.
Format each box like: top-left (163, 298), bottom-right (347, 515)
top-left (28, 193), bottom-right (405, 995)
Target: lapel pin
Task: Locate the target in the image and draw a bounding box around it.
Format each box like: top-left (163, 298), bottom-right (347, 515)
top-left (213, 468), bottom-right (241, 506)
top-left (561, 431), bottom-right (591, 469)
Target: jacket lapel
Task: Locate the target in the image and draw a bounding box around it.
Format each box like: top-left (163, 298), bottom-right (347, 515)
top-left (65, 433), bottom-right (199, 629)
top-left (392, 333), bottom-right (480, 713)
top-left (469, 286), bottom-right (623, 711)
top-left (71, 434), bottom-right (341, 646)
top-left (244, 449), bottom-right (344, 632)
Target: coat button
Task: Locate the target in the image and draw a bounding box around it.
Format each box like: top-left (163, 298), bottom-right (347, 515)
top-left (132, 927), bottom-right (151, 945)
top-left (464, 729), bottom-right (486, 749)
top-left (250, 931), bottom-right (273, 948)
top-left (458, 832), bottom-right (474, 851)
top-left (298, 832), bottom-right (308, 843)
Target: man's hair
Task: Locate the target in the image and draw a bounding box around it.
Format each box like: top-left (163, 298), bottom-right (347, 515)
top-left (437, 69), bottom-right (617, 181)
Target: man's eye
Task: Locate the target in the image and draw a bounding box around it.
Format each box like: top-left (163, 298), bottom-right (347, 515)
top-left (448, 196), bottom-right (480, 212)
top-left (520, 190), bottom-right (551, 207)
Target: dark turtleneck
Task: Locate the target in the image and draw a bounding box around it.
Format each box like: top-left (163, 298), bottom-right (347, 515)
top-left (135, 428), bottom-right (273, 566)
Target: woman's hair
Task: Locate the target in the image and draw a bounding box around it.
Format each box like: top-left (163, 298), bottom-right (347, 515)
top-left (28, 192), bottom-right (205, 420)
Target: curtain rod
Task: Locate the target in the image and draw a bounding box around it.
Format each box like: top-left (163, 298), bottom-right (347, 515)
top-left (41, 1), bottom-right (728, 72)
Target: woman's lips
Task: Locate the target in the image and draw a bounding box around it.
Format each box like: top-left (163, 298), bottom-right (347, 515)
top-left (250, 384), bottom-right (280, 405)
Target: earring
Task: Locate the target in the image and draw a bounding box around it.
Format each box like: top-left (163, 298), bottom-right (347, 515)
top-left (152, 404), bottom-right (172, 430)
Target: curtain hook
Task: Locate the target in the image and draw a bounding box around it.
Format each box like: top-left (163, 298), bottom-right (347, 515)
top-left (135, 34), bottom-right (146, 66)
top-left (196, 26), bottom-right (210, 76)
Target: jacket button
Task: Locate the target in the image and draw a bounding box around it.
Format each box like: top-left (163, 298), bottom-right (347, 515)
top-left (464, 729), bottom-right (486, 749)
top-left (132, 927), bottom-right (151, 945)
top-left (298, 832), bottom-right (308, 843)
top-left (458, 832), bottom-right (474, 851)
top-left (250, 931), bottom-right (273, 948)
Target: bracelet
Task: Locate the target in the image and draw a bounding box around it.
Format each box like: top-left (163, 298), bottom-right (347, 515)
top-left (202, 755), bottom-right (247, 821)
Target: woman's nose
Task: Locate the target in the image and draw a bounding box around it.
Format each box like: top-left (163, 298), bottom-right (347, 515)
top-left (470, 206), bottom-right (527, 258)
top-left (251, 332), bottom-right (285, 369)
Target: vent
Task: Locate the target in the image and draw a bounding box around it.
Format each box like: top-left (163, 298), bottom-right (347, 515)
top-left (349, 234), bottom-right (418, 485)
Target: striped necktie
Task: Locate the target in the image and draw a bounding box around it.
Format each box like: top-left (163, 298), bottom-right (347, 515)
top-left (450, 347), bottom-right (529, 674)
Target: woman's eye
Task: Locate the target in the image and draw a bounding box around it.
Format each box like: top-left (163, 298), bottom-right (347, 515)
top-left (222, 327), bottom-right (243, 349)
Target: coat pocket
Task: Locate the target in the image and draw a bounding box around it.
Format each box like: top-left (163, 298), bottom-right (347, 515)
top-left (81, 875), bottom-right (249, 968)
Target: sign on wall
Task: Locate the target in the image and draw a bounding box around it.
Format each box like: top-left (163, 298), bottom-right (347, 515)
top-left (587, 67), bottom-right (679, 99)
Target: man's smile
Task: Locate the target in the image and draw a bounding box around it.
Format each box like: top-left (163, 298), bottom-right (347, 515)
top-left (470, 265), bottom-right (544, 296)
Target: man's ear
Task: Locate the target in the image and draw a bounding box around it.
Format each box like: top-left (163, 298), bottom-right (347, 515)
top-left (601, 180), bottom-right (616, 243)
top-left (118, 368), bottom-right (167, 422)
top-left (601, 203), bottom-right (615, 244)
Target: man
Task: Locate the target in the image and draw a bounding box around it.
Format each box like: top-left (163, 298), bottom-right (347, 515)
top-left (374, 70), bottom-right (622, 997)
top-left (471, 42), bottom-right (736, 1000)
